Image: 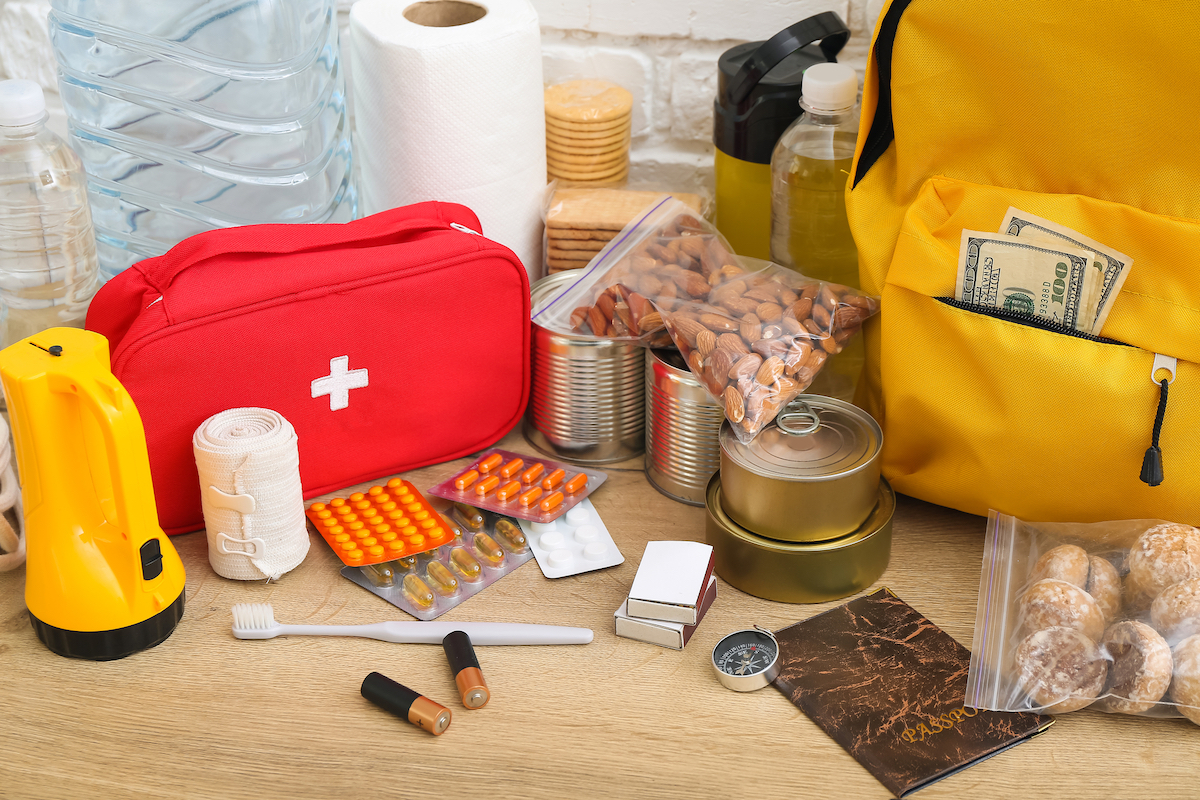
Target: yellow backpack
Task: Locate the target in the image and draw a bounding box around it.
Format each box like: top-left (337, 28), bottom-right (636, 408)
top-left (846, 0), bottom-right (1200, 523)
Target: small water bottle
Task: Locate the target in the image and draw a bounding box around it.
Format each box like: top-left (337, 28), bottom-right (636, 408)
top-left (0, 80), bottom-right (99, 350)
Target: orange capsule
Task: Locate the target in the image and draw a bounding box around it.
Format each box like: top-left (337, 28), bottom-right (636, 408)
top-left (310, 502), bottom-right (326, 512)
top-left (454, 469), bottom-right (480, 490)
top-left (478, 453), bottom-right (503, 473)
top-left (499, 458), bottom-right (524, 478)
top-left (330, 498), bottom-right (346, 507)
top-left (368, 486), bottom-right (383, 496)
top-left (518, 486), bottom-right (543, 507)
top-left (476, 475), bottom-right (501, 495)
top-left (496, 480), bottom-right (522, 502)
top-left (350, 492), bottom-right (365, 502)
top-left (387, 478), bottom-right (404, 490)
top-left (520, 462), bottom-right (545, 484)
top-left (565, 473), bottom-right (588, 493)
top-left (539, 491), bottom-right (565, 512)
top-left (541, 468), bottom-right (566, 490)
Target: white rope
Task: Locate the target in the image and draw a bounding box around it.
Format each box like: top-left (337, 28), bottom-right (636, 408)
top-left (0, 413), bottom-right (22, 572)
top-left (193, 408), bottom-right (309, 581)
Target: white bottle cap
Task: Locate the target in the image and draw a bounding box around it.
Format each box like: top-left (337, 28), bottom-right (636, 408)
top-left (801, 63), bottom-right (858, 112)
top-left (0, 79), bottom-right (46, 126)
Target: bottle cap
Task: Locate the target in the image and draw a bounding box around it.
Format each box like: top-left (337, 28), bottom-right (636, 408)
top-left (801, 63), bottom-right (857, 112)
top-left (0, 79), bottom-right (46, 126)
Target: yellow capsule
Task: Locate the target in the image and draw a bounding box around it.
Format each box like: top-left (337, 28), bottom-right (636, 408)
top-left (474, 532), bottom-right (506, 565)
top-left (453, 503), bottom-right (485, 531)
top-left (450, 547), bottom-right (483, 581)
top-left (362, 562), bottom-right (395, 588)
top-left (330, 498), bottom-right (346, 507)
top-left (403, 574), bottom-right (436, 609)
top-left (494, 519), bottom-right (528, 553)
top-left (446, 520), bottom-right (465, 540)
top-left (310, 502), bottom-right (327, 512)
top-left (395, 555), bottom-right (418, 572)
top-left (426, 561), bottom-right (460, 596)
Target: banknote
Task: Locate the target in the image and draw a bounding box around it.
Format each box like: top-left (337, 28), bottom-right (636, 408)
top-left (1000, 207), bottom-right (1133, 334)
top-left (956, 230), bottom-right (1101, 330)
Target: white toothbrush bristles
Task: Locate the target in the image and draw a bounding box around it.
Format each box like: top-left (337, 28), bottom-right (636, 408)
top-left (231, 602), bottom-right (277, 630)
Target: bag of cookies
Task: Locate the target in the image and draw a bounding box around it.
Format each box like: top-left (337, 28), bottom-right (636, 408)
top-left (532, 196), bottom-right (878, 442)
top-left (966, 511), bottom-right (1200, 723)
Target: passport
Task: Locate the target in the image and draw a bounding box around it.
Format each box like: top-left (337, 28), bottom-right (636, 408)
top-left (772, 588), bottom-right (1052, 798)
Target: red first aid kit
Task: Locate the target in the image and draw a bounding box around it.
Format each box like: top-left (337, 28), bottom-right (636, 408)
top-left (86, 202), bottom-right (531, 535)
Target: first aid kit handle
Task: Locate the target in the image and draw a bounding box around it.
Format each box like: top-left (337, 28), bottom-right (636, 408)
top-left (728, 12), bottom-right (850, 107)
top-left (138, 204), bottom-right (473, 291)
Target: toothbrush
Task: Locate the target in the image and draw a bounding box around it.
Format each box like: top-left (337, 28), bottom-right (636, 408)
top-left (231, 603), bottom-right (593, 645)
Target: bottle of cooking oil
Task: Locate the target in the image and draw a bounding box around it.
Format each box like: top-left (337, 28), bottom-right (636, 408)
top-left (770, 63), bottom-right (862, 402)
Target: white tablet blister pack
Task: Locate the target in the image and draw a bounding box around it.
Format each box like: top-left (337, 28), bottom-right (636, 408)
top-left (519, 498), bottom-right (623, 578)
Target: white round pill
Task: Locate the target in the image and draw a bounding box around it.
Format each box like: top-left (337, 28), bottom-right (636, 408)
top-left (549, 549), bottom-right (573, 567)
top-left (584, 541), bottom-right (608, 560)
top-left (532, 521), bottom-right (558, 534)
top-left (540, 531), bottom-right (565, 548)
top-left (566, 506), bottom-right (589, 525)
top-left (574, 525), bottom-right (599, 543)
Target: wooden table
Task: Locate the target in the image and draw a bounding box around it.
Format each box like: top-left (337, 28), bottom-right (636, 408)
top-left (1, 429), bottom-right (1196, 799)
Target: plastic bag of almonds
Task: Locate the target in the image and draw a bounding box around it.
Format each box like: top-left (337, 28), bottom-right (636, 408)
top-left (966, 511), bottom-right (1200, 723)
top-left (531, 196), bottom-right (879, 442)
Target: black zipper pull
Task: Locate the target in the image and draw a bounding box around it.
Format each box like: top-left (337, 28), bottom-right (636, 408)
top-left (1141, 355), bottom-right (1177, 487)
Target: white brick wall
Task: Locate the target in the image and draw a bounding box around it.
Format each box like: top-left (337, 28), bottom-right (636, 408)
top-left (532, 0), bottom-right (882, 192)
top-left (6, 0), bottom-right (886, 197)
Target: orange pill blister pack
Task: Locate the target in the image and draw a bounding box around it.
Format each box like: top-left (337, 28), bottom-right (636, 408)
top-left (305, 479), bottom-right (456, 567)
top-left (427, 449), bottom-right (607, 524)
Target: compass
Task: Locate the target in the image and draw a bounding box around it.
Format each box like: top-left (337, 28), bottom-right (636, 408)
top-left (711, 626), bottom-right (780, 692)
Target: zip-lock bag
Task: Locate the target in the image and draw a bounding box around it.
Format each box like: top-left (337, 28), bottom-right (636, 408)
top-left (846, 0), bottom-right (1200, 524)
top-left (87, 202), bottom-right (531, 534)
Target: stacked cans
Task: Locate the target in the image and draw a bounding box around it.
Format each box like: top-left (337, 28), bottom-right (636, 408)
top-left (705, 396), bottom-right (893, 603)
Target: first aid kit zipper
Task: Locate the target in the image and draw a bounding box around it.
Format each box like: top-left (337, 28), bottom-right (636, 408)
top-left (936, 298), bottom-right (1178, 487)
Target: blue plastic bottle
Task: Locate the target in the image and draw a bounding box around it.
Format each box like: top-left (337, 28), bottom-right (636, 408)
top-left (48, 0), bottom-right (356, 280)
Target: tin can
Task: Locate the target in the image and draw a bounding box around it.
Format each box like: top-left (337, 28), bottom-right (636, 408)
top-left (644, 348), bottom-right (725, 505)
top-left (524, 272), bottom-right (645, 464)
top-left (705, 472), bottom-right (893, 604)
top-left (719, 396), bottom-right (881, 542)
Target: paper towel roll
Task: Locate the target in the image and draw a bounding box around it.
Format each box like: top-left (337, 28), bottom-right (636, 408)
top-left (351, 0), bottom-right (546, 277)
top-left (193, 408), bottom-right (309, 581)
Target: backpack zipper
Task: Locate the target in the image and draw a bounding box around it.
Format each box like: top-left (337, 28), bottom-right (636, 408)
top-left (936, 297), bottom-right (1180, 486)
top-left (935, 297), bottom-right (1128, 345)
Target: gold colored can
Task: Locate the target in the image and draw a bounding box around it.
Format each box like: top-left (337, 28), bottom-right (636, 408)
top-left (705, 472), bottom-right (893, 604)
top-left (719, 396), bottom-right (881, 542)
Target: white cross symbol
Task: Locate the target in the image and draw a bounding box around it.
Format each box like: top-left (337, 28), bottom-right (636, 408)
top-left (311, 356), bottom-right (368, 411)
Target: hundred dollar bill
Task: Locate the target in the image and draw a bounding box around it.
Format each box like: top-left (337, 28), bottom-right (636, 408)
top-left (956, 230), bottom-right (1101, 330)
top-left (1000, 207), bottom-right (1133, 334)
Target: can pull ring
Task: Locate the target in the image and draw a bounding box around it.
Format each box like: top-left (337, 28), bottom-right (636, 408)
top-left (777, 399), bottom-right (821, 436)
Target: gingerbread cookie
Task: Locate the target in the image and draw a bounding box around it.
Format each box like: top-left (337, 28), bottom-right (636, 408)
top-left (1086, 555), bottom-right (1123, 623)
top-left (1151, 578), bottom-right (1200, 641)
top-left (1097, 621), bottom-right (1172, 714)
top-left (1127, 522), bottom-right (1200, 601)
top-left (1169, 634), bottom-right (1200, 726)
top-left (1019, 578), bottom-right (1107, 641)
top-left (1015, 626), bottom-right (1107, 713)
top-left (1030, 544), bottom-right (1090, 587)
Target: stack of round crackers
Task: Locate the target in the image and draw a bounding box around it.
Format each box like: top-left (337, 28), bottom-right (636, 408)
top-left (545, 79), bottom-right (632, 185)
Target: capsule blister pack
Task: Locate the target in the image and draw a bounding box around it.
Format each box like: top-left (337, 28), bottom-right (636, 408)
top-left (519, 498), bottom-right (623, 579)
top-left (427, 449), bottom-right (607, 524)
top-left (342, 510), bottom-right (534, 620)
top-left (306, 479), bottom-right (455, 567)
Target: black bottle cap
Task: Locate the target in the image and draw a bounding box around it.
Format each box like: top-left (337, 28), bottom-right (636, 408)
top-left (714, 12), bottom-right (849, 164)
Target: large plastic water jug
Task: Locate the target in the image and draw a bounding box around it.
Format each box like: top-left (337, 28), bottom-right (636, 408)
top-left (48, 0), bottom-right (356, 280)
